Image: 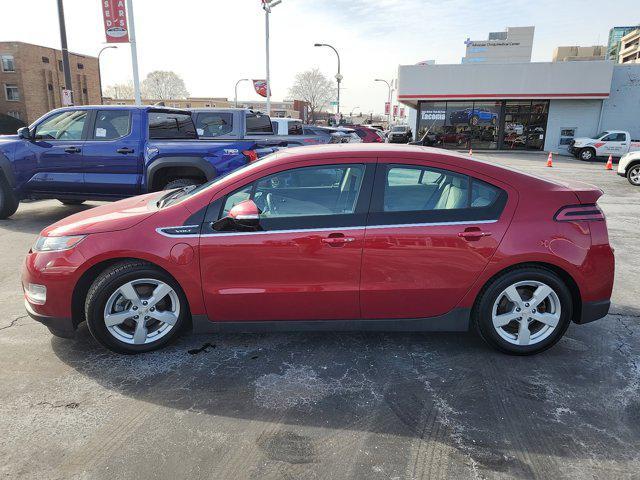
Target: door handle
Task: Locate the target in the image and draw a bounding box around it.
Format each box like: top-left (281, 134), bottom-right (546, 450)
top-left (116, 147), bottom-right (135, 154)
top-left (321, 233), bottom-right (356, 246)
top-left (64, 146), bottom-right (81, 153)
top-left (458, 230), bottom-right (492, 240)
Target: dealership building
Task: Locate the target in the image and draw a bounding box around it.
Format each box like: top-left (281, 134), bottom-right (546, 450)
top-left (399, 60), bottom-right (640, 153)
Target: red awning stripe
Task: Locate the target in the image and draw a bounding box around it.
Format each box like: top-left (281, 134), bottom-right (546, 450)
top-left (398, 93), bottom-right (609, 99)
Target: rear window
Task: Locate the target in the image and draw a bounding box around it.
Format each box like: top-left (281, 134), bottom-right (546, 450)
top-left (148, 111), bottom-right (197, 139)
top-left (288, 121), bottom-right (303, 135)
top-left (246, 112), bottom-right (273, 134)
top-left (194, 112), bottom-right (233, 137)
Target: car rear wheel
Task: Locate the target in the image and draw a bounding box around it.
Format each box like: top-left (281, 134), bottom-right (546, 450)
top-left (0, 173), bottom-right (19, 219)
top-left (85, 261), bottom-right (188, 354)
top-left (474, 267), bottom-right (572, 355)
top-left (579, 148), bottom-right (595, 161)
top-left (627, 165), bottom-right (640, 186)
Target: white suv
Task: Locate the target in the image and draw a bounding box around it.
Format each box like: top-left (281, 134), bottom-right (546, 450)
top-left (617, 152), bottom-right (640, 186)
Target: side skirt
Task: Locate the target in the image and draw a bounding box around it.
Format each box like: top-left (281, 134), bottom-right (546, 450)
top-left (191, 308), bottom-right (471, 334)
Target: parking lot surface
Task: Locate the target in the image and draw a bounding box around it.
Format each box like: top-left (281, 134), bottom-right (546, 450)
top-left (1, 152), bottom-right (639, 480)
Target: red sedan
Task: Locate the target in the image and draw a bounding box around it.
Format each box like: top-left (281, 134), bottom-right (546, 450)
top-left (22, 145), bottom-right (614, 355)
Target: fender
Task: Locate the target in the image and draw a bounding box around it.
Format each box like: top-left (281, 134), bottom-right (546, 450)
top-left (145, 156), bottom-right (217, 190)
top-left (0, 152), bottom-right (15, 187)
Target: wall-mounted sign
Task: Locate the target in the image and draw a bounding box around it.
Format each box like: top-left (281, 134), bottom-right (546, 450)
top-left (421, 109), bottom-right (446, 121)
top-left (101, 0), bottom-right (129, 43)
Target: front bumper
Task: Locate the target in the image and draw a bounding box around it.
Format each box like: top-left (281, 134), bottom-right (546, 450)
top-left (25, 300), bottom-right (75, 338)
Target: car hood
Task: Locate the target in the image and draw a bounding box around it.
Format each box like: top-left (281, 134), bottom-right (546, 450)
top-left (572, 137), bottom-right (597, 145)
top-left (41, 192), bottom-right (162, 237)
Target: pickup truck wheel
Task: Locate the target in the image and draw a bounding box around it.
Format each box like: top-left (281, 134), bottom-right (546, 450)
top-left (58, 199), bottom-right (86, 206)
top-left (579, 148), bottom-right (595, 161)
top-left (163, 178), bottom-right (201, 191)
top-left (0, 174), bottom-right (19, 219)
top-left (627, 165), bottom-right (640, 186)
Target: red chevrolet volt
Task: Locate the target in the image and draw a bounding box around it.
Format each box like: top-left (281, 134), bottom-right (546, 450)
top-left (22, 145), bottom-right (614, 355)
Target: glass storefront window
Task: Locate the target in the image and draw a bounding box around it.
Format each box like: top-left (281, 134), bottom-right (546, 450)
top-left (417, 100), bottom-right (548, 150)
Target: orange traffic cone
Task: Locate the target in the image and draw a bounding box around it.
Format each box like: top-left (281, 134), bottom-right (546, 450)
top-left (605, 155), bottom-right (613, 170)
top-left (546, 152), bottom-right (553, 167)
top-left (469, 148), bottom-right (473, 156)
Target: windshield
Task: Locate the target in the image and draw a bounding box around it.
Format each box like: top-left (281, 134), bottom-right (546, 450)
top-left (392, 126), bottom-right (407, 132)
top-left (595, 131), bottom-right (610, 139)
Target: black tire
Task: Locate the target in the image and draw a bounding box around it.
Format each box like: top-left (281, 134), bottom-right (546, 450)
top-left (163, 178), bottom-right (199, 191)
top-left (626, 164), bottom-right (640, 186)
top-left (579, 148), bottom-right (595, 162)
top-left (0, 173), bottom-right (19, 219)
top-left (85, 260), bottom-right (189, 354)
top-left (58, 199), bottom-right (86, 206)
top-left (473, 267), bottom-right (573, 355)
top-left (469, 115), bottom-right (479, 126)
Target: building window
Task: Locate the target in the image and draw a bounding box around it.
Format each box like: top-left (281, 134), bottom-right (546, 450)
top-left (4, 84), bottom-right (20, 101)
top-left (82, 88), bottom-right (87, 94)
top-left (58, 60), bottom-right (63, 71)
top-left (8, 111), bottom-right (21, 120)
top-left (42, 56), bottom-right (50, 64)
top-left (1, 55), bottom-right (15, 72)
top-left (77, 63), bottom-right (84, 70)
top-left (47, 83), bottom-right (54, 91)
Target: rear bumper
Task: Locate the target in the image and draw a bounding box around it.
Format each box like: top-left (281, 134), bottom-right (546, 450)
top-left (577, 299), bottom-right (610, 325)
top-left (617, 171), bottom-right (626, 177)
top-left (25, 300), bottom-right (75, 338)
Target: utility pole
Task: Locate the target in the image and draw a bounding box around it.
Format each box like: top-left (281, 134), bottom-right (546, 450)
top-left (262, 0), bottom-right (281, 115)
top-left (56, 0), bottom-right (73, 104)
top-left (126, 0), bottom-right (142, 105)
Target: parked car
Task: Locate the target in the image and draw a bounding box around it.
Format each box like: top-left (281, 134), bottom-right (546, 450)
top-left (449, 108), bottom-right (497, 126)
top-left (336, 127), bottom-right (362, 143)
top-left (617, 151), bottom-right (640, 186)
top-left (343, 125), bottom-right (384, 143)
top-left (302, 125), bottom-right (345, 144)
top-left (0, 106), bottom-right (279, 219)
top-left (190, 108), bottom-right (321, 147)
top-left (387, 125), bottom-right (413, 143)
top-left (569, 130), bottom-right (640, 161)
top-left (23, 144), bottom-right (614, 355)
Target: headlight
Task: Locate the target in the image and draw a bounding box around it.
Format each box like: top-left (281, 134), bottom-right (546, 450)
top-left (33, 235), bottom-right (86, 252)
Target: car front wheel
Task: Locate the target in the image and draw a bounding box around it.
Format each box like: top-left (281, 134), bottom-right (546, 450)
top-left (627, 165), bottom-right (640, 186)
top-left (579, 148), bottom-right (595, 161)
top-left (474, 267), bottom-right (572, 355)
top-left (85, 261), bottom-right (188, 354)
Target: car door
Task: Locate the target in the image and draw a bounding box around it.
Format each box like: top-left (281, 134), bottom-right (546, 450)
top-left (25, 109), bottom-right (88, 193)
top-left (81, 109), bottom-right (142, 196)
top-left (360, 160), bottom-right (515, 320)
top-left (198, 160), bottom-right (375, 322)
top-left (600, 132), bottom-right (627, 156)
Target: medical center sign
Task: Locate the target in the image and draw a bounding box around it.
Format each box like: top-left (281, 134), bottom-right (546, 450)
top-left (102, 0), bottom-right (130, 43)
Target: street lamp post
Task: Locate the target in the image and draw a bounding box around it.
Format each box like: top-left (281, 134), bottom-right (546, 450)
top-left (97, 46), bottom-right (117, 105)
top-left (234, 78), bottom-right (249, 108)
top-left (350, 106), bottom-right (359, 117)
top-left (126, 0), bottom-right (142, 105)
top-left (262, 0), bottom-right (282, 115)
top-left (314, 43), bottom-right (341, 118)
top-left (374, 78), bottom-right (392, 126)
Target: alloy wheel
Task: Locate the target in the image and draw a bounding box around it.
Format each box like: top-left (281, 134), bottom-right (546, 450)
top-left (491, 280), bottom-right (561, 346)
top-left (629, 166), bottom-right (640, 185)
top-left (103, 278), bottom-right (180, 345)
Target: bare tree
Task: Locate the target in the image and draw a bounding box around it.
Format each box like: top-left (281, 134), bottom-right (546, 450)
top-left (288, 68), bottom-right (336, 123)
top-left (103, 81), bottom-right (135, 99)
top-left (141, 71), bottom-right (189, 100)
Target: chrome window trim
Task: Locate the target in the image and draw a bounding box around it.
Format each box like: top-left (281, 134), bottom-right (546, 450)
top-left (155, 220), bottom-right (497, 238)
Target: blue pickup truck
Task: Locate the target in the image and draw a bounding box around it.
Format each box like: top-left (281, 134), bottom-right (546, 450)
top-left (0, 105), bottom-right (279, 218)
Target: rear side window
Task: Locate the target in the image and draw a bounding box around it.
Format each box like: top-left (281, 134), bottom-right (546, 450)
top-left (148, 111), bottom-right (197, 139)
top-left (471, 179), bottom-right (500, 207)
top-left (195, 112), bottom-right (233, 137)
top-left (288, 121), bottom-right (303, 135)
top-left (246, 112), bottom-right (273, 134)
top-left (93, 110), bottom-right (131, 140)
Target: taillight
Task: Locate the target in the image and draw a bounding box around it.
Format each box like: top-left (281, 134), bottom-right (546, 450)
top-left (242, 150), bottom-right (258, 162)
top-left (555, 204), bottom-right (605, 222)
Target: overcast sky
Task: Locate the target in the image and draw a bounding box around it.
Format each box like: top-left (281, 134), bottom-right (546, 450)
top-left (2, 0), bottom-right (638, 114)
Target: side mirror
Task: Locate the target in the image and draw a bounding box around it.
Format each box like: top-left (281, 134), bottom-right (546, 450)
top-left (17, 127), bottom-right (32, 140)
top-left (212, 199), bottom-right (261, 231)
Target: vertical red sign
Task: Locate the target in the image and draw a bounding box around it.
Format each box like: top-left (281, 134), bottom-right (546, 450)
top-left (393, 105), bottom-right (398, 117)
top-left (102, 0), bottom-right (130, 43)
top-left (400, 107), bottom-right (405, 117)
top-left (384, 102), bottom-right (390, 115)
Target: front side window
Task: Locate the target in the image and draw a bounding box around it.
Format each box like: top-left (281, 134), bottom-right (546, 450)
top-left (4, 84), bottom-right (19, 101)
top-left (217, 164), bottom-right (368, 231)
top-left (148, 111), bottom-right (197, 140)
top-left (34, 110), bottom-right (87, 141)
top-left (1, 55), bottom-right (15, 72)
top-left (288, 121), bottom-right (303, 135)
top-left (195, 112), bottom-right (233, 137)
top-left (246, 112), bottom-right (273, 134)
top-left (93, 110), bottom-right (131, 140)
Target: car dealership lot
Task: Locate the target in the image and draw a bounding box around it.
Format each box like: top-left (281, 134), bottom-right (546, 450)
top-left (1, 152), bottom-right (639, 479)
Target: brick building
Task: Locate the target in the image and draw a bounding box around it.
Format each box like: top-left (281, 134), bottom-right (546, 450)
top-left (0, 41), bottom-right (101, 125)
